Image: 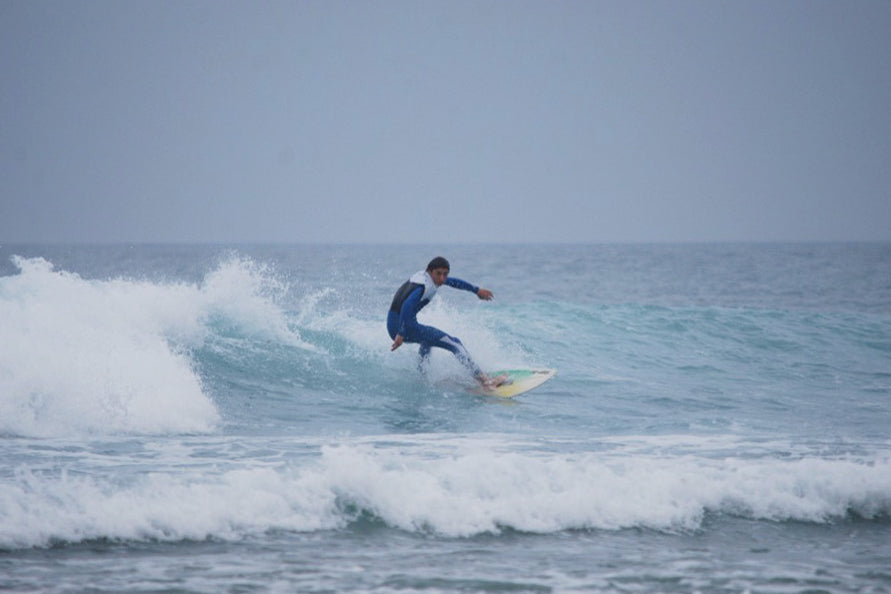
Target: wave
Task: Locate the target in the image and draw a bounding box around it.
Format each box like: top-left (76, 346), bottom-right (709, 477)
top-left (4, 250), bottom-right (889, 441)
top-left (0, 253), bottom-right (543, 438)
top-left (2, 437), bottom-right (889, 548)
top-left (4, 250), bottom-right (888, 440)
top-left (0, 255), bottom-right (313, 438)
top-left (310, 440), bottom-right (891, 536)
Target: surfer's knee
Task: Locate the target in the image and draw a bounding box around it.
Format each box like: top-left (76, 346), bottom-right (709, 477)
top-left (438, 333), bottom-right (464, 350)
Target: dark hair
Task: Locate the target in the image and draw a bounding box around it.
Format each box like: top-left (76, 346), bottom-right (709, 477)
top-left (426, 256), bottom-right (450, 271)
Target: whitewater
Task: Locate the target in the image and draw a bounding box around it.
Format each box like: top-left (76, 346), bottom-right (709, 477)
top-left (1, 243), bottom-right (889, 593)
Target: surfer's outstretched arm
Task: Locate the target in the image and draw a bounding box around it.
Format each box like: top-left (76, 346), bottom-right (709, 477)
top-left (445, 276), bottom-right (493, 301)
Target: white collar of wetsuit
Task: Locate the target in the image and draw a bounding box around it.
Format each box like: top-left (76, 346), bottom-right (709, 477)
top-left (410, 270), bottom-right (438, 301)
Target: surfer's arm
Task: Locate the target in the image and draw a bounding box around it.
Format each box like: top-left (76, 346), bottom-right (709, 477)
top-left (446, 277), bottom-right (493, 301)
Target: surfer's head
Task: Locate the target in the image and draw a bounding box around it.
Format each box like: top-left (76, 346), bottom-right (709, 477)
top-left (426, 256), bottom-right (450, 272)
top-left (426, 256), bottom-right (450, 286)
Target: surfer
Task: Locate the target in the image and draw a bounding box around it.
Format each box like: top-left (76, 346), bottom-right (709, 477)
top-left (388, 257), bottom-right (505, 389)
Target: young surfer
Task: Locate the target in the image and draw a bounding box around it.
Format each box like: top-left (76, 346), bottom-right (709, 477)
top-left (388, 257), bottom-right (505, 389)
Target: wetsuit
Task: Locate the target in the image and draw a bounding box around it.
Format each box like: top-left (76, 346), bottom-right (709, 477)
top-left (387, 270), bottom-right (482, 375)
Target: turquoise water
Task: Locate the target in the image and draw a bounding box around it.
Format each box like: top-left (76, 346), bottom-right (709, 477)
top-left (1, 243), bottom-right (890, 592)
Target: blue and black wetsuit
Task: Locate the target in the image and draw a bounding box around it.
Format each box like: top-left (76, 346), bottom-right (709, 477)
top-left (387, 270), bottom-right (482, 375)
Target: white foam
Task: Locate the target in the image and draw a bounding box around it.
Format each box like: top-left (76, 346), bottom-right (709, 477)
top-left (317, 442), bottom-right (891, 536)
top-left (0, 464), bottom-right (344, 549)
top-left (3, 438), bottom-right (888, 548)
top-left (0, 255), bottom-right (309, 438)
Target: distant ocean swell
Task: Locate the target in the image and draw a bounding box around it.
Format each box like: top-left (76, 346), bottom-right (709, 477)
top-left (2, 440), bottom-right (889, 549)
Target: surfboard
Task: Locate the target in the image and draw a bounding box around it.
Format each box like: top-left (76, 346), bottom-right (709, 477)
top-left (476, 368), bottom-right (556, 398)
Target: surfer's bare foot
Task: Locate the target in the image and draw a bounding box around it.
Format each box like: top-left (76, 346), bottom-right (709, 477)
top-left (479, 374), bottom-right (509, 390)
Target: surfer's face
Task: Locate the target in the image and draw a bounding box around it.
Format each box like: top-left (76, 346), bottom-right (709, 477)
top-left (429, 267), bottom-right (449, 287)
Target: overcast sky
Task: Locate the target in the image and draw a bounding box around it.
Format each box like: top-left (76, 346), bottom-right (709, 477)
top-left (2, 0), bottom-right (890, 243)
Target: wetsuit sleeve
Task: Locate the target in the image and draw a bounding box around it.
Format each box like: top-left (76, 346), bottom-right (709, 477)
top-left (397, 285), bottom-right (425, 337)
top-left (445, 276), bottom-right (479, 295)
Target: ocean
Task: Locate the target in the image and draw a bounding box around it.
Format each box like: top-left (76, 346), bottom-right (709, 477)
top-left (1, 243), bottom-right (889, 593)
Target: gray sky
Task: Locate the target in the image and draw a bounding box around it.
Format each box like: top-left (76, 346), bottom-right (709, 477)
top-left (2, 0), bottom-right (890, 243)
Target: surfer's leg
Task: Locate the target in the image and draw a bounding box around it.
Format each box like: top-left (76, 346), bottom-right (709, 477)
top-left (417, 342), bottom-right (433, 374)
top-left (410, 325), bottom-right (505, 386)
top-left (437, 335), bottom-right (481, 375)
top-left (414, 325), bottom-right (440, 373)
top-left (418, 330), bottom-right (504, 387)
top-left (413, 324), bottom-right (482, 377)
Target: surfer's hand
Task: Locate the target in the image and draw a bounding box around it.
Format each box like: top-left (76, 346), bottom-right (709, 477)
top-left (477, 288), bottom-right (494, 301)
top-left (390, 334), bottom-right (404, 351)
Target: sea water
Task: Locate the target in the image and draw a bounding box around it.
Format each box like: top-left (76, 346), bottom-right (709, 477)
top-left (1, 243), bottom-right (889, 593)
